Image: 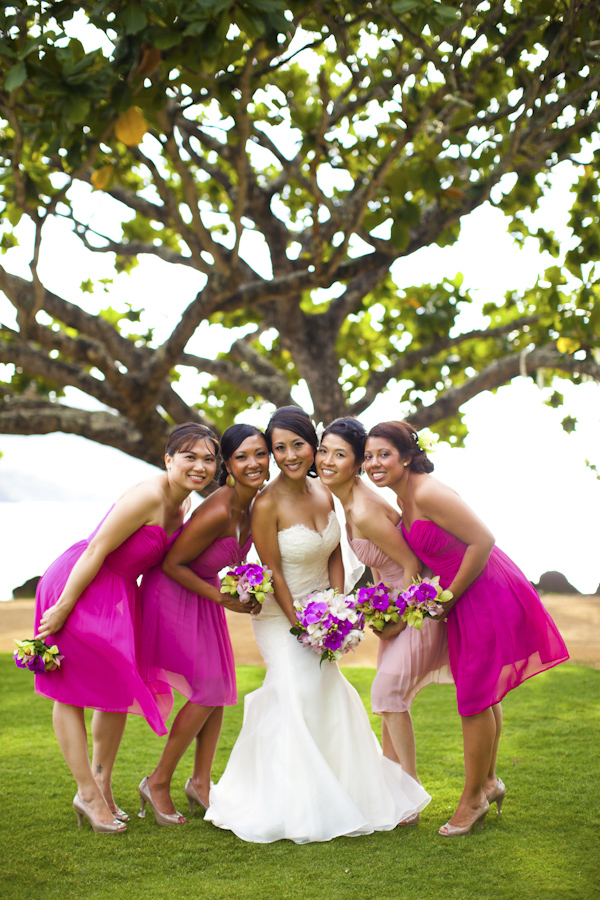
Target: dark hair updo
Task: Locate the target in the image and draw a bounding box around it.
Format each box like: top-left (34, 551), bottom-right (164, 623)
top-left (321, 417), bottom-right (367, 465)
top-left (165, 422), bottom-right (220, 460)
top-left (367, 421), bottom-right (434, 474)
top-left (265, 406), bottom-right (318, 478)
top-left (218, 423), bottom-right (267, 486)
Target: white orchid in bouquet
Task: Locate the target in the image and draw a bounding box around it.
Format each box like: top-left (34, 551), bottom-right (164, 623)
top-left (291, 588), bottom-right (365, 664)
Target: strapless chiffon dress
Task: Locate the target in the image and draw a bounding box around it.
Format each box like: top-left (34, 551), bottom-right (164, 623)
top-left (205, 512), bottom-right (431, 843)
top-left (348, 522), bottom-right (453, 714)
top-left (33, 514), bottom-right (170, 735)
top-left (139, 531), bottom-right (251, 707)
top-left (402, 520), bottom-right (569, 716)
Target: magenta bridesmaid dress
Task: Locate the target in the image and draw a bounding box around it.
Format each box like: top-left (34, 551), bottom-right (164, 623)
top-left (348, 522), bottom-right (453, 714)
top-left (33, 514), bottom-right (171, 735)
top-left (138, 532), bottom-right (252, 707)
top-left (401, 520), bottom-right (570, 716)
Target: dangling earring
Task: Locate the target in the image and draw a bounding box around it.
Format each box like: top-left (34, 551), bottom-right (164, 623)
top-left (226, 473), bottom-right (235, 488)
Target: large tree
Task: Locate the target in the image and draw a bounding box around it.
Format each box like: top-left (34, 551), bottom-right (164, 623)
top-left (1, 0), bottom-right (599, 465)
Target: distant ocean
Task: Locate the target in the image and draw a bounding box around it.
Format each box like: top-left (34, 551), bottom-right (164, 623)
top-left (0, 500), bottom-right (112, 601)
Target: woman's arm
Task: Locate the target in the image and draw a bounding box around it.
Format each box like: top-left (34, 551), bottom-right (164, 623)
top-left (328, 543), bottom-right (345, 594)
top-left (162, 497), bottom-right (253, 614)
top-left (418, 481), bottom-right (495, 614)
top-left (36, 483), bottom-right (162, 639)
top-left (251, 494), bottom-right (298, 625)
top-left (356, 513), bottom-right (422, 589)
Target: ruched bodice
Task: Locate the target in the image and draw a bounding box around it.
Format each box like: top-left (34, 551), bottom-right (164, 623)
top-left (187, 535), bottom-right (251, 582)
top-left (101, 526), bottom-right (168, 581)
top-left (348, 521), bottom-right (404, 587)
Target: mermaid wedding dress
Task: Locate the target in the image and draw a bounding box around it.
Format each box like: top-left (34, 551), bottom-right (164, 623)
top-left (205, 511), bottom-right (430, 843)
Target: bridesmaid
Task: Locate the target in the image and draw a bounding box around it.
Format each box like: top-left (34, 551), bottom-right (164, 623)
top-left (34, 423), bottom-right (219, 833)
top-left (364, 420), bottom-right (570, 836)
top-left (315, 417), bottom-right (453, 805)
top-left (137, 423), bottom-right (270, 825)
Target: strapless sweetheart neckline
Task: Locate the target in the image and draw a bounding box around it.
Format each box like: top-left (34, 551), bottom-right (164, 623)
top-left (278, 509), bottom-right (337, 538)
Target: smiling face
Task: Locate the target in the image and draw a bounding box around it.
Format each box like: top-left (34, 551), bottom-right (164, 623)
top-left (165, 438), bottom-right (218, 492)
top-left (363, 436), bottom-right (406, 489)
top-left (316, 433), bottom-right (361, 487)
top-left (226, 434), bottom-right (270, 489)
top-left (270, 427), bottom-right (315, 480)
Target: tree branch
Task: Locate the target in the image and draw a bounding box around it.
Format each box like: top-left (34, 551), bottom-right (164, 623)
top-left (404, 346), bottom-right (600, 429)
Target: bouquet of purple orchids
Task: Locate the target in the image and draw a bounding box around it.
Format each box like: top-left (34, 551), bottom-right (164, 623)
top-left (221, 562), bottom-right (274, 606)
top-left (13, 638), bottom-right (63, 673)
top-left (291, 589), bottom-right (365, 664)
top-left (399, 575), bottom-right (453, 630)
top-left (353, 582), bottom-right (403, 632)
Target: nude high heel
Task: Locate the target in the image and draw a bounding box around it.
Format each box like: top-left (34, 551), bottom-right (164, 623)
top-left (184, 778), bottom-right (208, 815)
top-left (487, 777), bottom-right (506, 813)
top-left (112, 806), bottom-right (130, 823)
top-left (138, 776), bottom-right (186, 826)
top-left (73, 793), bottom-right (127, 834)
top-left (438, 799), bottom-right (489, 837)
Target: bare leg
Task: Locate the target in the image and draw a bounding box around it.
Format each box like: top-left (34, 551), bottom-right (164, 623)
top-left (485, 702), bottom-right (503, 795)
top-left (381, 717), bottom-right (399, 763)
top-left (443, 706), bottom-right (496, 829)
top-left (147, 702), bottom-right (216, 815)
top-left (189, 707), bottom-right (224, 808)
top-left (53, 702), bottom-right (115, 826)
top-left (382, 711), bottom-right (418, 781)
top-left (91, 710), bottom-right (128, 815)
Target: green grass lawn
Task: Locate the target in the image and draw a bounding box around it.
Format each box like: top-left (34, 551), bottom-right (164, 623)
top-left (1, 655), bottom-right (598, 900)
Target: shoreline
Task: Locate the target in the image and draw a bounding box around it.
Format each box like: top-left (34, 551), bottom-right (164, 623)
top-left (2, 594), bottom-right (599, 669)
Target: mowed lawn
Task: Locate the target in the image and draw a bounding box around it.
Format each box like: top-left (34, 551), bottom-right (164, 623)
top-left (1, 655), bottom-right (598, 900)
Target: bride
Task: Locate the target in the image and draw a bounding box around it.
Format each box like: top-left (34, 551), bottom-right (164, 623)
top-left (205, 407), bottom-right (430, 843)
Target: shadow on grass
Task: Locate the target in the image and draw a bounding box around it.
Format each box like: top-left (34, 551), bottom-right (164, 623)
top-left (1, 657), bottom-right (598, 900)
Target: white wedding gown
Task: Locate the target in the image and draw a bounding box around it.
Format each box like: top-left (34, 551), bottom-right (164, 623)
top-left (205, 511), bottom-right (431, 843)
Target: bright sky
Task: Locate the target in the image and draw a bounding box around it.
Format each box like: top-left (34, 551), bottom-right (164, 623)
top-left (1, 133), bottom-right (599, 598)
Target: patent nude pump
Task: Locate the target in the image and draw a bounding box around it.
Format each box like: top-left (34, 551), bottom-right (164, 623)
top-left (138, 776), bottom-right (187, 826)
top-left (184, 778), bottom-right (208, 815)
top-left (487, 777), bottom-right (506, 813)
top-left (73, 793), bottom-right (127, 834)
top-left (438, 799), bottom-right (489, 837)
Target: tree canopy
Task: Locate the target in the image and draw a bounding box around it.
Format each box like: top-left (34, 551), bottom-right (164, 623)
top-left (1, 0), bottom-right (599, 465)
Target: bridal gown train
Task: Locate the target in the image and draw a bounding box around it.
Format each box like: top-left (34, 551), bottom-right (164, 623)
top-left (205, 511), bottom-right (431, 843)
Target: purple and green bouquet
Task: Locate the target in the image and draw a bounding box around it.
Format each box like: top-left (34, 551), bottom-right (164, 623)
top-left (221, 562), bottom-right (274, 605)
top-left (400, 575), bottom-right (453, 630)
top-left (13, 638), bottom-right (63, 673)
top-left (291, 588), bottom-right (365, 664)
top-left (353, 582), bottom-right (404, 633)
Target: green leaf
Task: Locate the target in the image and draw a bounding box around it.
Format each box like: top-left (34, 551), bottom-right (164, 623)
top-left (391, 0), bottom-right (422, 14)
top-left (122, 5), bottom-right (148, 35)
top-left (435, 5), bottom-right (461, 24)
top-left (5, 62), bottom-right (27, 92)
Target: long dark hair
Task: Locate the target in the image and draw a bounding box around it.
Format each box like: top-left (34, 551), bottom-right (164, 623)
top-left (218, 423), bottom-right (266, 486)
top-left (321, 417), bottom-right (367, 465)
top-left (367, 421), bottom-right (434, 474)
top-left (265, 406), bottom-right (318, 478)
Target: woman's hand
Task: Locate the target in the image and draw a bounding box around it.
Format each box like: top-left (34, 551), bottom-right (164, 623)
top-left (36, 602), bottom-right (70, 639)
top-left (370, 620), bottom-right (407, 640)
top-left (216, 592), bottom-right (256, 614)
